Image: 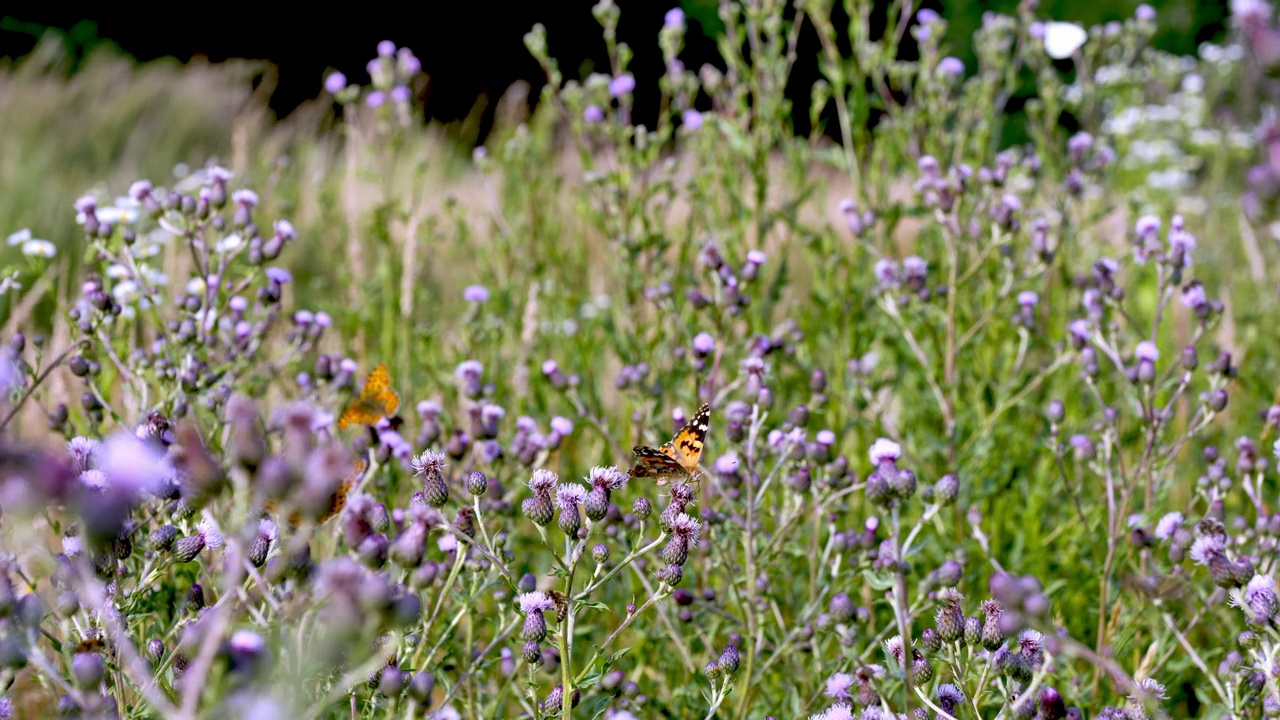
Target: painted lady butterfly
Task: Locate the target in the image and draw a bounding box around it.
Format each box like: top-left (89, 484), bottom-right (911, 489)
top-left (629, 403), bottom-right (710, 485)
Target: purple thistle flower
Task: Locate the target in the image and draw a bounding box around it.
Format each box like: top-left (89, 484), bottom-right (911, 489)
top-left (665, 8), bottom-right (686, 29)
top-left (390, 86), bottom-right (411, 104)
top-left (464, 285), bottom-right (490, 303)
top-left (325, 72), bottom-right (347, 94)
top-left (868, 438), bottom-right (901, 465)
top-left (232, 188), bottom-right (258, 208)
top-left (816, 430), bottom-right (836, 446)
top-left (588, 466), bottom-right (627, 490)
top-left (397, 48), bottom-right (422, 76)
top-left (1135, 215), bottom-right (1161, 237)
top-left (529, 469), bottom-right (558, 493)
top-left (715, 453), bottom-right (740, 474)
top-left (98, 431), bottom-right (170, 496)
top-left (693, 332), bottom-right (715, 355)
top-left (265, 267), bottom-right (292, 285)
top-left (874, 258), bottom-right (900, 287)
top-left (556, 483), bottom-right (587, 510)
top-left (681, 110), bottom-right (704, 130)
top-left (939, 56), bottom-right (965, 75)
top-left (1018, 291), bottom-right (1039, 307)
top-left (917, 8), bottom-right (940, 23)
top-left (1154, 512), bottom-right (1183, 540)
top-left (1243, 574), bottom-right (1279, 622)
top-left (824, 672), bottom-right (855, 700)
top-left (609, 74), bottom-right (636, 97)
top-left (583, 105), bottom-right (604, 123)
top-left (366, 91), bottom-right (387, 108)
top-left (550, 416), bottom-right (573, 435)
top-left (1136, 4), bottom-right (1156, 21)
top-left (1135, 341), bottom-right (1159, 363)
top-left (1189, 535), bottom-right (1226, 565)
top-left (377, 40), bottom-right (396, 57)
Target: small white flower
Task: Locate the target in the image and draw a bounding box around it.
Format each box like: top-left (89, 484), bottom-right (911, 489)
top-left (21, 239), bottom-right (56, 258)
top-left (1044, 22), bottom-right (1087, 60)
top-left (215, 234), bottom-right (245, 254)
top-left (6, 229), bottom-right (31, 246)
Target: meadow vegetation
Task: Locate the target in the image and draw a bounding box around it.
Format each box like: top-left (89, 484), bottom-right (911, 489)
top-left (1, 1), bottom-right (1280, 718)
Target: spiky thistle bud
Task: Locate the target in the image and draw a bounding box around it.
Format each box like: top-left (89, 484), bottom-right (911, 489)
top-left (592, 544), bottom-right (610, 564)
top-left (467, 471), bottom-right (488, 496)
top-left (633, 496), bottom-right (652, 520)
top-left (149, 525), bottom-right (178, 551)
top-left (413, 451), bottom-right (449, 508)
top-left (556, 484), bottom-right (586, 537)
top-left (718, 645), bottom-right (740, 676)
top-left (920, 628), bottom-right (941, 653)
top-left (964, 616), bottom-right (981, 646)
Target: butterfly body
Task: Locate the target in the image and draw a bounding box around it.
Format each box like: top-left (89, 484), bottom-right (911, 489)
top-left (265, 458), bottom-right (367, 524)
top-left (339, 363), bottom-right (399, 430)
top-left (629, 403), bottom-right (710, 485)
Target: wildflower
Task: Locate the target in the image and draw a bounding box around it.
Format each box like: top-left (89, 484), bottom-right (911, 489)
top-left (681, 110), bottom-right (704, 130)
top-left (412, 450), bottom-right (449, 508)
top-left (390, 86), bottom-right (411, 104)
top-left (809, 704), bottom-right (854, 720)
top-left (550, 416), bottom-right (573, 435)
top-left (556, 483), bottom-right (587, 536)
top-left (936, 684), bottom-right (965, 714)
top-left (869, 438), bottom-right (901, 465)
top-left (664, 7), bottom-right (685, 29)
top-left (693, 332), bottom-right (716, 356)
top-left (1241, 574), bottom-right (1279, 623)
top-left (21, 239), bottom-right (56, 258)
top-left (1154, 512), bottom-right (1183, 540)
top-left (718, 645), bottom-right (740, 675)
top-left (583, 105), bottom-right (604, 123)
top-left (463, 285), bottom-right (490, 303)
top-left (938, 56), bottom-right (965, 75)
top-left (377, 40), bottom-right (396, 57)
top-left (609, 74), bottom-right (636, 97)
top-left (366, 91), bottom-right (387, 108)
top-left (1180, 281), bottom-right (1207, 310)
top-left (825, 672), bottom-right (855, 701)
top-left (1044, 21), bottom-right (1087, 59)
top-left (324, 72), bottom-right (347, 93)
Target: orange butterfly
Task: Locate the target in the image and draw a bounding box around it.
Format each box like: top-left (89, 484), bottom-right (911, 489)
top-left (629, 403), bottom-right (710, 485)
top-left (265, 458), bottom-right (368, 524)
top-left (339, 363), bottom-right (400, 430)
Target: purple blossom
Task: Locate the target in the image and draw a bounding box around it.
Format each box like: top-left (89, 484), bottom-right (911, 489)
top-left (550, 416), bottom-right (573, 435)
top-left (232, 188), bottom-right (258, 208)
top-left (455, 360), bottom-right (483, 381)
top-left (555, 483), bottom-right (587, 510)
top-left (747, 249), bottom-right (766, 265)
top-left (366, 91), bottom-right (387, 108)
top-left (325, 72), bottom-right (347, 94)
top-left (669, 513), bottom-right (702, 542)
top-left (693, 333), bottom-right (716, 354)
top-left (518, 591), bottom-right (555, 614)
top-left (1135, 341), bottom-right (1159, 363)
top-left (1180, 282), bottom-right (1206, 308)
top-left (715, 453), bottom-right (740, 473)
top-left (438, 534), bottom-right (458, 552)
top-left (588, 466), bottom-right (627, 490)
top-left (464, 285), bottom-right (490, 303)
top-left (265, 267), bottom-right (292, 285)
top-left (869, 438), bottom-right (901, 464)
top-left (917, 8), bottom-right (940, 23)
top-left (411, 450), bottom-right (447, 477)
top-left (397, 49), bottom-right (422, 76)
top-left (1017, 291), bottom-right (1039, 306)
top-left (542, 359), bottom-right (558, 375)
top-left (664, 8), bottom-right (686, 29)
top-left (528, 469), bottom-right (559, 493)
top-left (609, 74), bottom-right (636, 97)
top-left (1135, 215), bottom-right (1161, 237)
top-left (1154, 512), bottom-right (1183, 540)
top-left (1136, 4), bottom-right (1156, 21)
top-left (377, 40), bottom-right (396, 57)
top-left (390, 86), bottom-right (411, 104)
top-left (98, 431), bottom-right (170, 496)
top-left (681, 110), bottom-right (704, 130)
top-left (584, 105), bottom-right (604, 123)
top-left (939, 56), bottom-right (965, 75)
top-left (824, 672), bottom-right (855, 700)
top-left (816, 430), bottom-right (836, 446)
top-left (1189, 534), bottom-right (1226, 565)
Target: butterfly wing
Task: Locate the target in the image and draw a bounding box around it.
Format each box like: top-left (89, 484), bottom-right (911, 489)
top-left (629, 445), bottom-right (688, 482)
top-left (339, 363), bottom-right (400, 429)
top-left (318, 458), bottom-right (369, 523)
top-left (669, 403), bottom-right (710, 474)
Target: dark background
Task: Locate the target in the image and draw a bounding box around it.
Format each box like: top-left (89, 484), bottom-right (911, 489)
top-left (0, 1), bottom-right (1230, 144)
